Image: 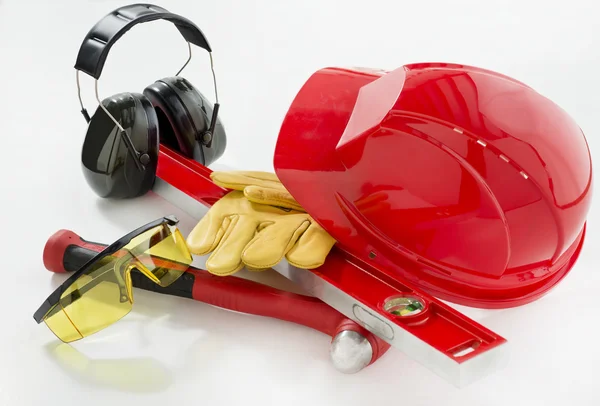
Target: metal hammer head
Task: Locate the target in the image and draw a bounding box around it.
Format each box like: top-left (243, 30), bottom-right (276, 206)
top-left (330, 330), bottom-right (374, 374)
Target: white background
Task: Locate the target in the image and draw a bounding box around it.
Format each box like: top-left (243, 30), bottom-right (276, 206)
top-left (1, 0), bottom-right (599, 404)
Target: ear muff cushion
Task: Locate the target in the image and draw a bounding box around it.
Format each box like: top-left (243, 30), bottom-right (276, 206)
top-left (143, 77), bottom-right (210, 161)
top-left (81, 93), bottom-right (159, 198)
top-left (81, 92), bottom-right (158, 198)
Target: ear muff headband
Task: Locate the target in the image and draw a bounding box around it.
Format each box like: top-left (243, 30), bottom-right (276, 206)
top-left (73, 3), bottom-right (220, 167)
top-left (74, 3), bottom-right (212, 80)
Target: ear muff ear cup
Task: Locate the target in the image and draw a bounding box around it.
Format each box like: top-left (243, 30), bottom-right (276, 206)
top-left (81, 92), bottom-right (159, 199)
top-left (143, 76), bottom-right (226, 166)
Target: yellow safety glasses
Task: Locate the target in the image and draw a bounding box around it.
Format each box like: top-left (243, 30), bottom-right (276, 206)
top-left (33, 215), bottom-right (192, 343)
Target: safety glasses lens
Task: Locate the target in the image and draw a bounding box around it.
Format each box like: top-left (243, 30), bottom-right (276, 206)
top-left (124, 225), bottom-right (192, 287)
top-left (42, 223), bottom-right (192, 342)
top-left (43, 253), bottom-right (133, 342)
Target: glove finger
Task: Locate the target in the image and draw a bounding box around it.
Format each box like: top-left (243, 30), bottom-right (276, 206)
top-left (186, 210), bottom-right (229, 256)
top-left (211, 170), bottom-right (304, 212)
top-left (210, 171), bottom-right (284, 191)
top-left (244, 185), bottom-right (304, 212)
top-left (206, 215), bottom-right (259, 276)
top-left (242, 216), bottom-right (310, 269)
top-left (286, 222), bottom-right (336, 269)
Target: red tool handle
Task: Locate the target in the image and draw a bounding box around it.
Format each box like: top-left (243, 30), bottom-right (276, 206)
top-left (43, 229), bottom-right (390, 366)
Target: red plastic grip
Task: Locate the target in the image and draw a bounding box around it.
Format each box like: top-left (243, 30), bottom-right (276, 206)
top-left (189, 268), bottom-right (345, 334)
top-left (43, 229), bottom-right (105, 273)
top-left (42, 229), bottom-right (391, 367)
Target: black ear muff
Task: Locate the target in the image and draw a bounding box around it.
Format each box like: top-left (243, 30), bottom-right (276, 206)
top-left (81, 93), bottom-right (159, 199)
top-left (75, 4), bottom-right (223, 199)
top-left (143, 76), bottom-right (226, 166)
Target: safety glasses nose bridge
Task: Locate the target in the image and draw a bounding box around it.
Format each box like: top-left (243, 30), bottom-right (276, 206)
top-left (122, 254), bottom-right (163, 287)
top-left (63, 253), bottom-right (136, 309)
top-left (113, 244), bottom-right (177, 302)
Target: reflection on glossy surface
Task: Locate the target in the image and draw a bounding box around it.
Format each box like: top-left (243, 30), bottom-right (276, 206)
top-left (45, 343), bottom-right (172, 393)
top-left (274, 63), bottom-right (592, 308)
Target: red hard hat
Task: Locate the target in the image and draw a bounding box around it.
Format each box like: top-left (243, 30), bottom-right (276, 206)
top-left (273, 63), bottom-right (593, 309)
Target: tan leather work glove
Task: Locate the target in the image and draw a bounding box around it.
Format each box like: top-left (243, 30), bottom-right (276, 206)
top-left (186, 171), bottom-right (336, 276)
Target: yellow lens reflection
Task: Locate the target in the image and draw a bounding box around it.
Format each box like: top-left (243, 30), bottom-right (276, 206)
top-left (47, 343), bottom-right (173, 392)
